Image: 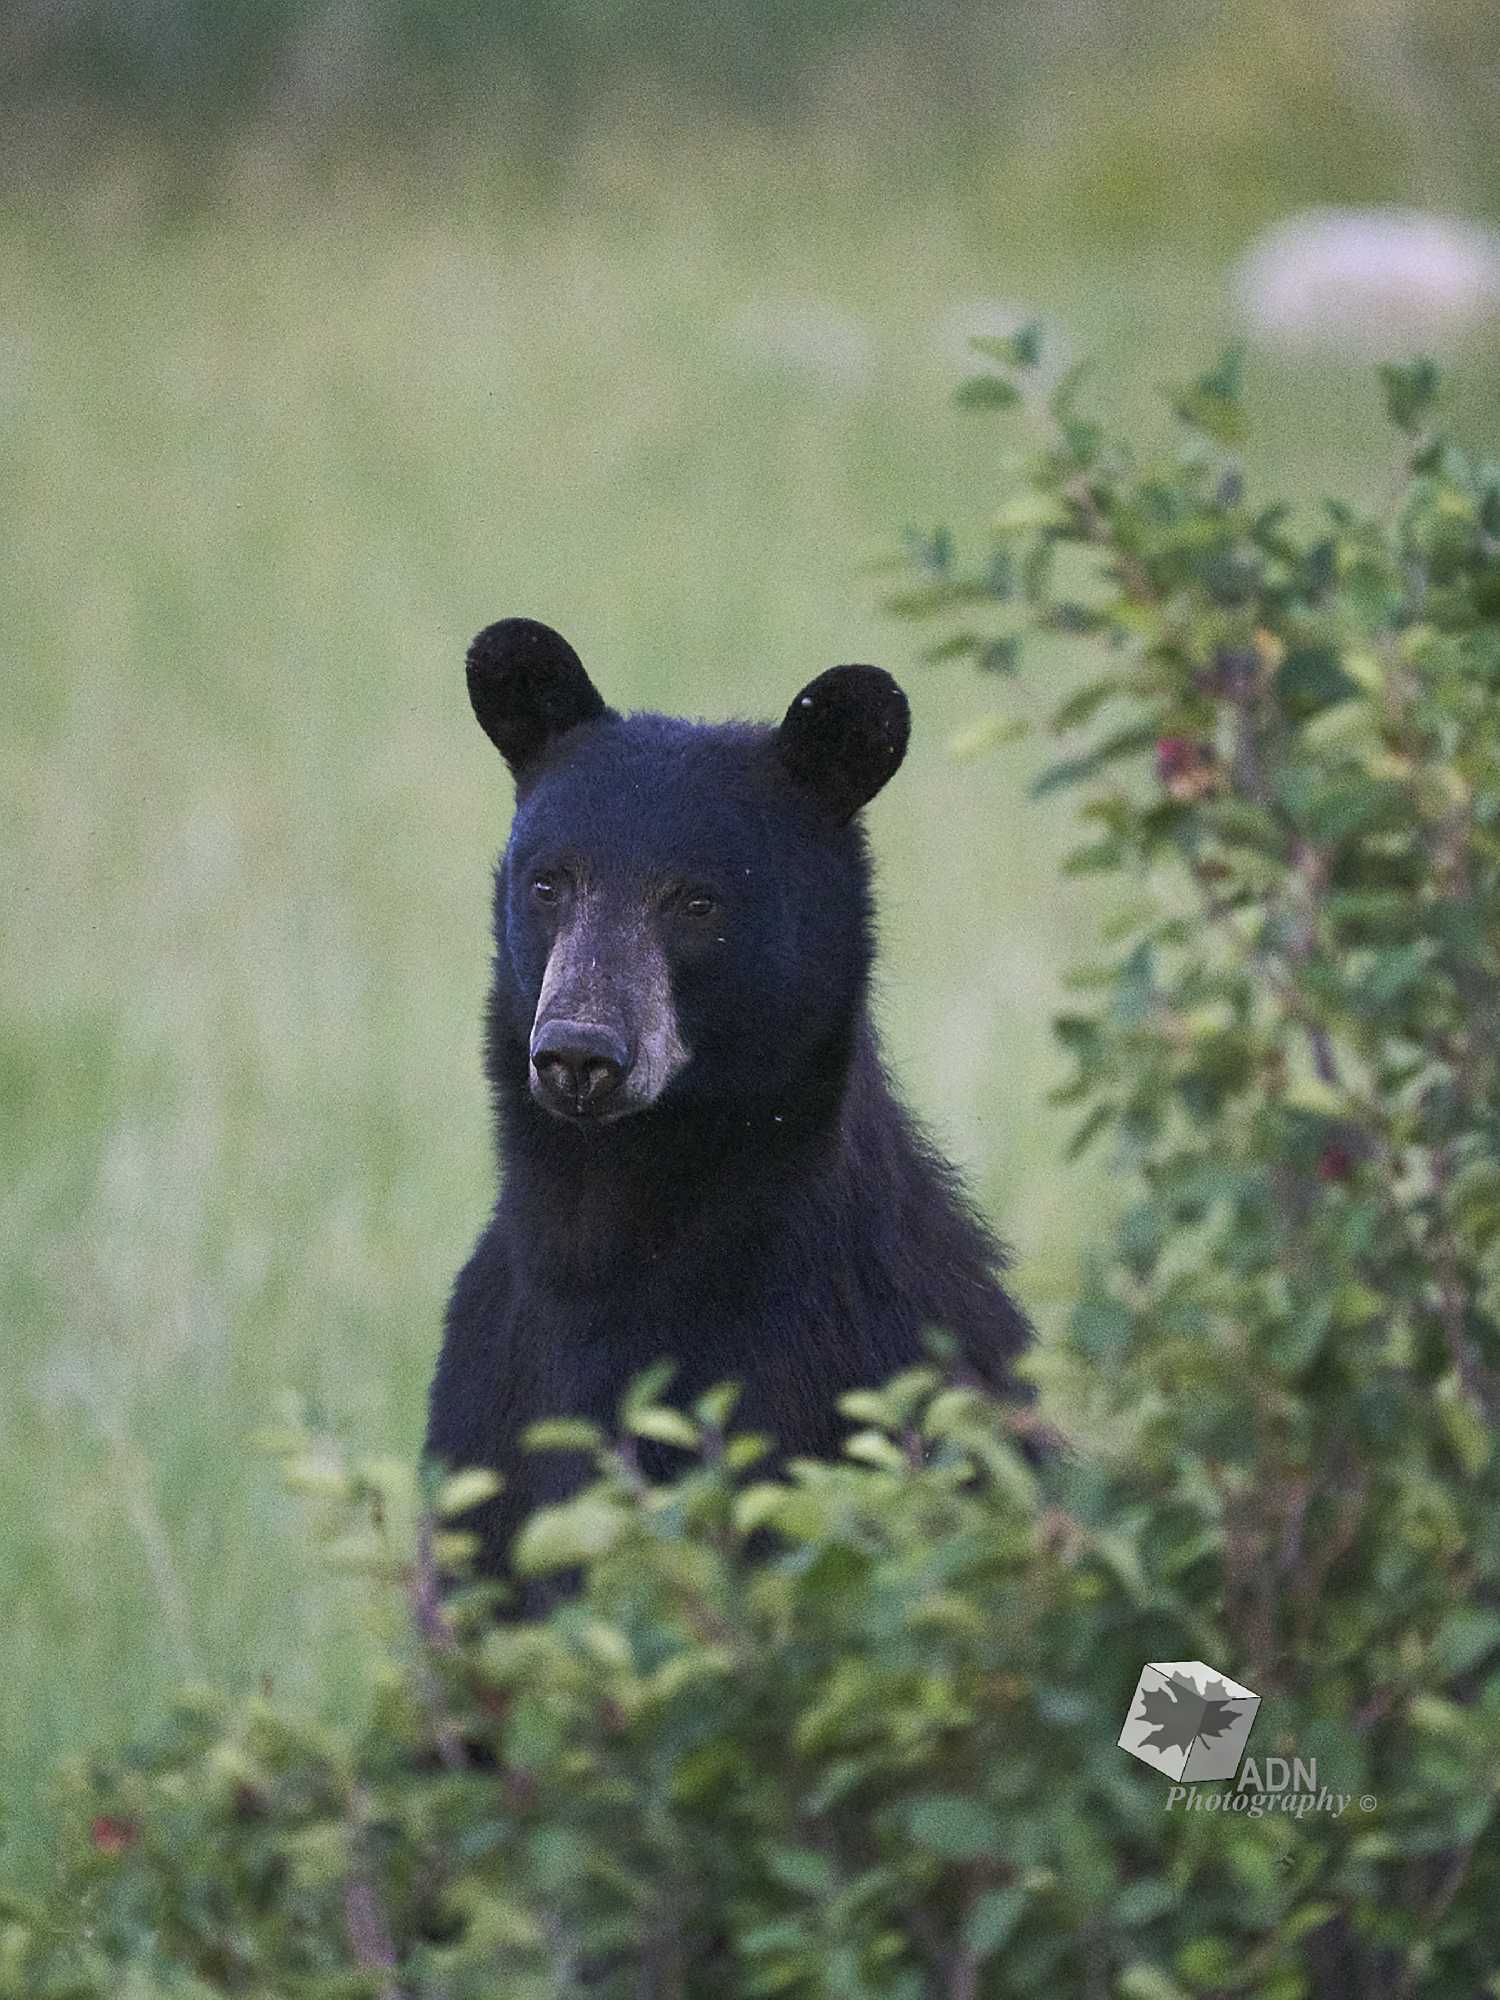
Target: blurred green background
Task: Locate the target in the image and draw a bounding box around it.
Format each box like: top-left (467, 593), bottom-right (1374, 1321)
top-left (5, 0), bottom-right (1500, 1884)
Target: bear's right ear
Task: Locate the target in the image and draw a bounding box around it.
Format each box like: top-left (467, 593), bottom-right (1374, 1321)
top-left (466, 619), bottom-right (611, 784)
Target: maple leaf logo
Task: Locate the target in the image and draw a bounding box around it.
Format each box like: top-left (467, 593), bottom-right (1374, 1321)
top-left (1119, 1660), bottom-right (1260, 1781)
top-left (1133, 1672), bottom-right (1246, 1757)
top-left (1134, 1676), bottom-right (1200, 1757)
top-left (1193, 1674), bottom-right (1248, 1744)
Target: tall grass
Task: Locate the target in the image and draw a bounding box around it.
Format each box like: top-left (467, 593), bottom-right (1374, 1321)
top-left (4, 127), bottom-right (1499, 1883)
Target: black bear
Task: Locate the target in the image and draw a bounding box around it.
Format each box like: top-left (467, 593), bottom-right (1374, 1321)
top-left (426, 617), bottom-right (1035, 1594)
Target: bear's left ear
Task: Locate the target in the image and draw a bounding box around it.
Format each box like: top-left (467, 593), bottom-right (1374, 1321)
top-left (775, 665), bottom-right (910, 823)
top-left (466, 618), bottom-right (612, 785)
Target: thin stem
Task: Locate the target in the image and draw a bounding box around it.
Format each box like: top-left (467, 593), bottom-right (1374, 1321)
top-left (343, 1786), bottom-right (403, 2000)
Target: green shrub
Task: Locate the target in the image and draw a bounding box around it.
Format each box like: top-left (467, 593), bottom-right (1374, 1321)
top-left (6, 350), bottom-right (1499, 1997)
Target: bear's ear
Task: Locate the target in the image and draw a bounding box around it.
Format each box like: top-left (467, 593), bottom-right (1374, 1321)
top-left (466, 619), bottom-right (610, 783)
top-left (775, 665), bottom-right (910, 823)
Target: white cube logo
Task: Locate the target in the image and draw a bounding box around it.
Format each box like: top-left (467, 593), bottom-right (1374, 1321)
top-left (1118, 1660), bottom-right (1261, 1782)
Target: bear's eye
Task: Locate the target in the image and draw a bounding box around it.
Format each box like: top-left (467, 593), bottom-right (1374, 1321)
top-left (530, 874), bottom-right (560, 907)
top-left (682, 892), bottom-right (716, 919)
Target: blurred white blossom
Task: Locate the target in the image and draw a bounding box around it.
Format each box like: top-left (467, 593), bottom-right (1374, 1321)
top-left (1234, 207), bottom-right (1500, 353)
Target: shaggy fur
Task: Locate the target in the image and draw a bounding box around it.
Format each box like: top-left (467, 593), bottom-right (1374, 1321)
top-left (426, 620), bottom-right (1035, 1593)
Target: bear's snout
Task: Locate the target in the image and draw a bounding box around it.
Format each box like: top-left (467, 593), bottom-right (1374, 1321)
top-left (530, 1017), bottom-right (632, 1120)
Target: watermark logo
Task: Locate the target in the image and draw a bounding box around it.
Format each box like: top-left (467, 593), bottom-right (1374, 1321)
top-left (1118, 1659), bottom-right (1261, 1783)
top-left (1169, 1758), bottom-right (1365, 1819)
top-left (1119, 1660), bottom-right (1375, 1820)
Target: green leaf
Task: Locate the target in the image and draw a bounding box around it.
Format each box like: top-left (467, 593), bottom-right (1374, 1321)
top-left (1114, 1878), bottom-right (1177, 1927)
top-left (621, 1359), bottom-right (677, 1418)
top-left (1175, 1939), bottom-right (1239, 1985)
top-left (1011, 320), bottom-right (1043, 366)
top-left (954, 374), bottom-right (1022, 411)
top-left (724, 1433), bottom-right (773, 1470)
top-left (736, 1916), bottom-right (809, 1959)
top-left (1065, 1100), bottom-right (1117, 1160)
top-left (694, 1381), bottom-right (742, 1427)
top-left (1277, 1902), bottom-right (1339, 1944)
top-left (1281, 1078), bottom-right (1344, 1117)
top-left (1069, 1294), bottom-right (1134, 1359)
top-left (1062, 838), bottom-right (1125, 875)
top-left (1275, 645), bottom-right (1361, 719)
top-left (1435, 1374), bottom-right (1492, 1476)
top-left (965, 1883), bottom-right (1029, 1956)
top-left (1262, 1297), bottom-right (1333, 1374)
top-left (838, 1388), bottom-right (895, 1426)
top-left (1118, 1965), bottom-right (1192, 2000)
top-left (1169, 343), bottom-right (1248, 446)
top-left (765, 1846), bottom-right (837, 1898)
top-left (920, 1386), bottom-right (982, 1436)
top-left (884, 580), bottom-right (971, 618)
top-left (1330, 1280), bottom-right (1384, 1328)
top-left (905, 1794), bottom-right (1005, 1860)
top-left (281, 1455), bottom-right (352, 1499)
top-left (1051, 677), bottom-right (1123, 732)
top-left (1202, 340), bottom-right (1245, 401)
top-left (1031, 723), bottom-right (1160, 798)
top-left (843, 1429), bottom-right (907, 1469)
top-left (625, 1404), bottom-right (701, 1449)
top-left (1049, 357), bottom-right (1095, 429)
top-left (970, 321), bottom-right (1042, 369)
top-left (993, 492), bottom-right (1071, 536)
top-left (523, 1417), bottom-right (605, 1453)
top-left (1431, 1608), bottom-right (1500, 1676)
top-left (434, 1468), bottom-right (502, 1515)
top-left (321, 1527), bottom-right (391, 1573)
top-left (1378, 356), bottom-right (1440, 434)
top-left (979, 634), bottom-right (1022, 675)
top-left (512, 1495), bottom-right (626, 1575)
top-left (905, 523), bottom-right (955, 575)
top-left (733, 1482), bottom-right (788, 1533)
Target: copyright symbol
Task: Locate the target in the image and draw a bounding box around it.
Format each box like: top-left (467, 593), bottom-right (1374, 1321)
top-left (1360, 1795), bottom-right (1376, 1812)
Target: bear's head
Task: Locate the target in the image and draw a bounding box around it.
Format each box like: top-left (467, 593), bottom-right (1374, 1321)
top-left (468, 618), bottom-right (909, 1128)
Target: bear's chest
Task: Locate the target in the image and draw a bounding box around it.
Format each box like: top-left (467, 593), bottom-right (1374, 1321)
top-left (503, 1258), bottom-right (861, 1454)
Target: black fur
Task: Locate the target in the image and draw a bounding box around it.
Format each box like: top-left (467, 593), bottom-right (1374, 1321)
top-left (466, 617), bottom-right (610, 783)
top-left (426, 623), bottom-right (1035, 1595)
top-left (776, 664), bottom-right (911, 823)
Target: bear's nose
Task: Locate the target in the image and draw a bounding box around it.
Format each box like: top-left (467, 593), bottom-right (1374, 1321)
top-left (530, 1019), bottom-right (630, 1115)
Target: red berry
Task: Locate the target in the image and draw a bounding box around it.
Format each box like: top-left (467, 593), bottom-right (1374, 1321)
top-left (89, 1814), bottom-right (137, 1855)
top-left (1155, 738), bottom-right (1221, 802)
